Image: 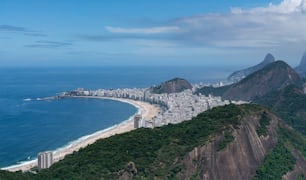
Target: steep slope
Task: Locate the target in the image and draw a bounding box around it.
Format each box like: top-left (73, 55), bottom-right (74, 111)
top-left (222, 61), bottom-right (302, 101)
top-left (254, 85), bottom-right (306, 136)
top-left (3, 104), bottom-right (304, 180)
top-left (227, 53), bottom-right (275, 82)
top-left (150, 77), bottom-right (192, 94)
top-left (179, 108), bottom-right (279, 180)
top-left (295, 51), bottom-right (306, 77)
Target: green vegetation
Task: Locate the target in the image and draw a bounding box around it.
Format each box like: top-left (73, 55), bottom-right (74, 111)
top-left (2, 103), bottom-right (306, 179)
top-left (254, 85), bottom-right (306, 136)
top-left (297, 174), bottom-right (306, 180)
top-left (217, 130), bottom-right (234, 151)
top-left (240, 61), bottom-right (296, 84)
top-left (278, 126), bottom-right (306, 158)
top-left (0, 104), bottom-right (247, 179)
top-left (254, 125), bottom-right (306, 179)
top-left (253, 142), bottom-right (296, 180)
top-left (0, 170), bottom-right (33, 180)
top-left (151, 77), bottom-right (192, 94)
top-left (256, 111), bottom-right (271, 136)
top-left (195, 85), bottom-right (231, 97)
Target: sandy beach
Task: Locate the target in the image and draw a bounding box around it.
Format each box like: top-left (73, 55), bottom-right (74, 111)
top-left (2, 96), bottom-right (160, 172)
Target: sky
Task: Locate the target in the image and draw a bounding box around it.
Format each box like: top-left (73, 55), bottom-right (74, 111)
top-left (1, 0), bottom-right (306, 67)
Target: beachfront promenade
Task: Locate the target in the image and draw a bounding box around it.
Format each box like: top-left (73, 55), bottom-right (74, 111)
top-left (71, 87), bottom-right (245, 127)
top-left (2, 85), bottom-right (245, 172)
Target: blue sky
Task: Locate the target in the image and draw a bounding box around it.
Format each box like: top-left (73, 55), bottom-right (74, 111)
top-left (1, 0), bottom-right (306, 67)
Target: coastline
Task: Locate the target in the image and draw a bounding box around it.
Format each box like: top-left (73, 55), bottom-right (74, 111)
top-left (2, 96), bottom-right (160, 172)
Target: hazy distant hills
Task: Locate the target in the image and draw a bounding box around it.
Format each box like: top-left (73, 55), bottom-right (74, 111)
top-left (150, 77), bottom-right (192, 94)
top-left (227, 53), bottom-right (275, 82)
top-left (223, 61), bottom-right (302, 101)
top-left (197, 58), bottom-right (306, 137)
top-left (295, 52), bottom-right (306, 77)
top-left (197, 60), bottom-right (302, 101)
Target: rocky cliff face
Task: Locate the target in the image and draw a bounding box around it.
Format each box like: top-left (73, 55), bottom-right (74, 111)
top-left (295, 51), bottom-right (306, 77)
top-left (179, 111), bottom-right (279, 180)
top-left (150, 77), bottom-right (192, 94)
top-left (222, 61), bottom-right (302, 101)
top-left (228, 53), bottom-right (275, 82)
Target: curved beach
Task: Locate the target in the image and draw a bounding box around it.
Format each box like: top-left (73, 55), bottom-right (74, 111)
top-left (2, 97), bottom-right (160, 172)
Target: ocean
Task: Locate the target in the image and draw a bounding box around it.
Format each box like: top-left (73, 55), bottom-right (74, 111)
top-left (0, 66), bottom-right (233, 168)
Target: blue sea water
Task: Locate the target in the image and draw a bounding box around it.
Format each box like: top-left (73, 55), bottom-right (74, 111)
top-left (0, 66), bottom-right (233, 168)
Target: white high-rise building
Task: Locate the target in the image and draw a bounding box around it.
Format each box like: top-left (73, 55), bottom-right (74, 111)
top-left (134, 115), bottom-right (142, 128)
top-left (37, 151), bottom-right (53, 169)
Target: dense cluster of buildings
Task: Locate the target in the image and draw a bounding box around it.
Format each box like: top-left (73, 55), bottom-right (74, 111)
top-left (65, 85), bottom-right (245, 128)
top-left (36, 83), bottom-right (245, 170)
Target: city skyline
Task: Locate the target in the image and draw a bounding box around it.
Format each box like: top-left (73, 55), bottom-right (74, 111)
top-left (1, 0), bottom-right (306, 67)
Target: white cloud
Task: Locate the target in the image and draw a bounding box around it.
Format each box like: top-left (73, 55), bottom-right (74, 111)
top-left (232, 0), bottom-right (306, 14)
top-left (105, 26), bottom-right (180, 34)
top-left (82, 0), bottom-right (306, 65)
top-left (100, 0), bottom-right (306, 50)
top-left (167, 0), bottom-right (306, 50)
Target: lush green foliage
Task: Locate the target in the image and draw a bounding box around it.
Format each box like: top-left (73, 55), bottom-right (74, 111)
top-left (297, 174), bottom-right (306, 180)
top-left (256, 111), bottom-right (271, 136)
top-left (253, 142), bottom-right (296, 180)
top-left (254, 85), bottom-right (306, 135)
top-left (195, 85), bottom-right (231, 97)
top-left (2, 103), bottom-right (305, 179)
top-left (254, 125), bottom-right (306, 179)
top-left (278, 126), bottom-right (306, 159)
top-left (217, 130), bottom-right (234, 151)
top-left (0, 104), bottom-right (246, 179)
top-left (0, 170), bottom-right (33, 180)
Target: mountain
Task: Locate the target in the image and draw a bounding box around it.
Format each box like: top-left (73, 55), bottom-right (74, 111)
top-left (1, 104), bottom-right (306, 179)
top-left (227, 53), bottom-right (275, 82)
top-left (295, 52), bottom-right (306, 77)
top-left (150, 77), bottom-right (192, 94)
top-left (222, 61), bottom-right (302, 101)
top-left (197, 61), bottom-right (302, 101)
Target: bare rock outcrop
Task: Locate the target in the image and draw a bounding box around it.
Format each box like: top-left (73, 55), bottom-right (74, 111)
top-left (178, 112), bottom-right (279, 180)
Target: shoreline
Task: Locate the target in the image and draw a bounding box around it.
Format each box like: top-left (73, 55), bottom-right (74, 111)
top-left (2, 96), bottom-right (160, 172)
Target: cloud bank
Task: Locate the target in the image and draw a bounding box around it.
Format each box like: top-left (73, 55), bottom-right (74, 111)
top-left (85, 0), bottom-right (306, 53)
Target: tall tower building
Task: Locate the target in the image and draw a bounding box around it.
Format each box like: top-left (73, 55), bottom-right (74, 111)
top-left (37, 151), bottom-right (53, 169)
top-left (134, 115), bottom-right (142, 128)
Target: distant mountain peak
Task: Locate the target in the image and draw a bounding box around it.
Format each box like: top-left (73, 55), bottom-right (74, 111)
top-left (223, 60), bottom-right (302, 101)
top-left (227, 53), bottom-right (275, 82)
top-left (263, 53), bottom-right (275, 63)
top-left (294, 51), bottom-right (306, 77)
top-left (298, 51), bottom-right (306, 67)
